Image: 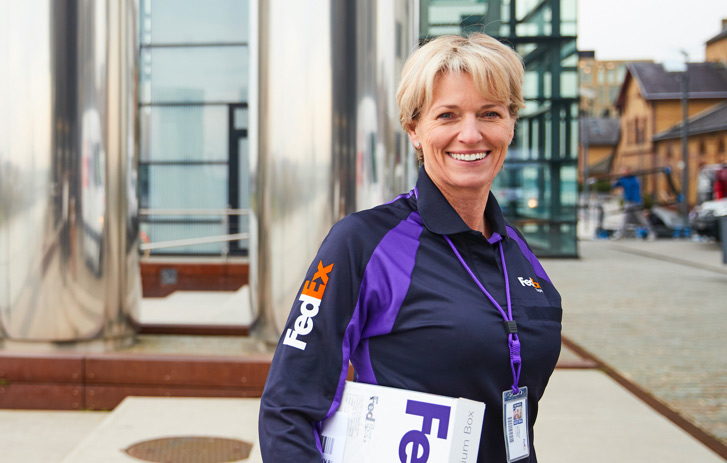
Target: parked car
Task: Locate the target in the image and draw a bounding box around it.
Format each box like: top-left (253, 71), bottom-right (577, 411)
top-left (690, 163), bottom-right (727, 240)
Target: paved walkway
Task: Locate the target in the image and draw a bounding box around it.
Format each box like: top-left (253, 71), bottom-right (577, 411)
top-left (544, 238), bottom-right (727, 454)
top-left (2, 373), bottom-right (723, 463)
top-left (1, 237), bottom-right (726, 462)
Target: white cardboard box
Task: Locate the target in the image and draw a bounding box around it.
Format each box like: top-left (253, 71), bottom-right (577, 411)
top-left (320, 381), bottom-right (485, 463)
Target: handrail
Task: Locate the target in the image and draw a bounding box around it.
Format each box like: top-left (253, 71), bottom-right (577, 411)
top-left (139, 233), bottom-right (250, 251)
top-left (138, 208), bottom-right (251, 255)
top-left (139, 208), bottom-right (249, 216)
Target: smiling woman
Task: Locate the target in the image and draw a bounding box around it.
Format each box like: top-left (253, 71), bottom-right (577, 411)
top-left (407, 72), bottom-right (515, 235)
top-left (259, 33), bottom-right (562, 463)
top-left (397, 34), bottom-right (524, 237)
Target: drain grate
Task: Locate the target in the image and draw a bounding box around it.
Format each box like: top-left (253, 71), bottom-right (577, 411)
top-left (124, 436), bottom-right (253, 463)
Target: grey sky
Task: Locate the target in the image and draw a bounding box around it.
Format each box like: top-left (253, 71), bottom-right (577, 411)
top-left (578, 0), bottom-right (727, 62)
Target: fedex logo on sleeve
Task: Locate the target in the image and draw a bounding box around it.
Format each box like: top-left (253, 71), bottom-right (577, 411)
top-left (283, 261), bottom-right (334, 351)
top-left (399, 400), bottom-right (451, 463)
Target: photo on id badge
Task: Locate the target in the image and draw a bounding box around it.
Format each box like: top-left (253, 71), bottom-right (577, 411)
top-left (514, 401), bottom-right (528, 453)
top-left (512, 403), bottom-right (523, 439)
top-left (512, 403), bottom-right (523, 424)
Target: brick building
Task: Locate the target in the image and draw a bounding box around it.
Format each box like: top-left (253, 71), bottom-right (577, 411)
top-left (706, 19), bottom-right (727, 64)
top-left (613, 61), bottom-right (727, 205)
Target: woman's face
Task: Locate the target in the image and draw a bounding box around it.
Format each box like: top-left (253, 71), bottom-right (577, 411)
top-left (408, 72), bottom-right (515, 201)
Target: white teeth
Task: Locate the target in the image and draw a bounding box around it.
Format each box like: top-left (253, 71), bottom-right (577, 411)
top-left (448, 152), bottom-right (488, 161)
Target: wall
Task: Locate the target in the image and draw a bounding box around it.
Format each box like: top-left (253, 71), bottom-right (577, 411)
top-left (706, 36), bottom-right (727, 64)
top-left (655, 132), bottom-right (727, 205)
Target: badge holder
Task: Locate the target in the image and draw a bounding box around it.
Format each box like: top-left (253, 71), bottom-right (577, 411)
top-left (443, 234), bottom-right (530, 462)
top-left (502, 386), bottom-right (529, 462)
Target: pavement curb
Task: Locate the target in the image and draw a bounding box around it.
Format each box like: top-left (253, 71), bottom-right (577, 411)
top-left (607, 242), bottom-right (727, 274)
top-left (561, 335), bottom-right (727, 460)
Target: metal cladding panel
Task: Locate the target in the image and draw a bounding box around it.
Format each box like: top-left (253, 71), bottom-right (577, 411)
top-left (0, 0), bottom-right (141, 343)
top-left (253, 0), bottom-right (417, 341)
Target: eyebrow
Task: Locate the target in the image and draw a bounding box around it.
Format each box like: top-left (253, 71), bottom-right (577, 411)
top-left (431, 103), bottom-right (507, 112)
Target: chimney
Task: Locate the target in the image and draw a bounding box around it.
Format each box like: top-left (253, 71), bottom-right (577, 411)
top-left (722, 18), bottom-right (727, 30)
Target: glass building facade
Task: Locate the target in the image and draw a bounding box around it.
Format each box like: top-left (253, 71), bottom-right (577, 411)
top-left (139, 0), bottom-right (577, 258)
top-left (421, 0), bottom-right (579, 256)
top-left (138, 0), bottom-right (251, 255)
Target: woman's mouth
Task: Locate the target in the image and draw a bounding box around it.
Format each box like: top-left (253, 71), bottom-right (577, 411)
top-left (447, 152), bottom-right (489, 161)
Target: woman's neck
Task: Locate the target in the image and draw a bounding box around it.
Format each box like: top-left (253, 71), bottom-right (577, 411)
top-left (442, 188), bottom-right (491, 237)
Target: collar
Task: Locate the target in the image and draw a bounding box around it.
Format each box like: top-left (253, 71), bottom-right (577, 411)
top-left (414, 166), bottom-right (509, 241)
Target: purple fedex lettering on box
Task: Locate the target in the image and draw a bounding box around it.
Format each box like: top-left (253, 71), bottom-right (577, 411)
top-left (398, 400), bottom-right (451, 463)
top-left (320, 382), bottom-right (485, 462)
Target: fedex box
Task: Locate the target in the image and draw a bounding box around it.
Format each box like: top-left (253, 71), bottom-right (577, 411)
top-left (320, 381), bottom-right (485, 463)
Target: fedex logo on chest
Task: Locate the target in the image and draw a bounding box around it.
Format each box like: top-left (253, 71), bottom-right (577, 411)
top-left (283, 261), bottom-right (334, 350)
top-left (518, 276), bottom-right (543, 293)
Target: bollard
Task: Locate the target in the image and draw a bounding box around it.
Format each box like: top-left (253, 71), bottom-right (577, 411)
top-left (719, 216), bottom-right (727, 265)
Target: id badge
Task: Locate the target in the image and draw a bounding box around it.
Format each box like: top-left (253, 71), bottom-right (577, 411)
top-left (502, 386), bottom-right (529, 462)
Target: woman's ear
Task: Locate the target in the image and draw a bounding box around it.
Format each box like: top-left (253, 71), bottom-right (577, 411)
top-left (407, 124), bottom-right (420, 149)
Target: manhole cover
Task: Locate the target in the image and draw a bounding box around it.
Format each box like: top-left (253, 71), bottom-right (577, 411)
top-left (124, 436), bottom-right (253, 463)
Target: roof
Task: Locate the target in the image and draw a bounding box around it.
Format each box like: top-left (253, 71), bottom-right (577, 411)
top-left (583, 117), bottom-right (620, 145)
top-left (706, 25), bottom-right (727, 45)
top-left (588, 153), bottom-right (614, 176)
top-left (653, 102), bottom-right (727, 141)
top-left (616, 62), bottom-right (727, 108)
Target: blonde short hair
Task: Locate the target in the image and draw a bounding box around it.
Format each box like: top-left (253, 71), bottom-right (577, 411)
top-left (397, 33), bottom-right (525, 139)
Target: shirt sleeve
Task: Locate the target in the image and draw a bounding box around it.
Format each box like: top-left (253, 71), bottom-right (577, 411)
top-left (258, 216), bottom-right (367, 462)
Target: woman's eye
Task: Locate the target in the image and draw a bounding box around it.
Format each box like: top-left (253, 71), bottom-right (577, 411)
top-left (437, 112), bottom-right (454, 120)
top-left (482, 111), bottom-right (501, 118)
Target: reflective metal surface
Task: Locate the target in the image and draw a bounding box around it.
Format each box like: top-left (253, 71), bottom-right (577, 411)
top-left (0, 0), bottom-right (140, 344)
top-left (253, 0), bottom-right (418, 340)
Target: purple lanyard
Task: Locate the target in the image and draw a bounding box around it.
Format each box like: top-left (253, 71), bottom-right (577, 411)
top-left (443, 234), bottom-right (522, 394)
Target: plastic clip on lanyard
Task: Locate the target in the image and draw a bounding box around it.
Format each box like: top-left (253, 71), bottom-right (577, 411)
top-left (443, 235), bottom-right (522, 394)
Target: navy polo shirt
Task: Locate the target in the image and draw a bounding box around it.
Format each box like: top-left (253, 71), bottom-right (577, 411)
top-left (259, 166), bottom-right (562, 462)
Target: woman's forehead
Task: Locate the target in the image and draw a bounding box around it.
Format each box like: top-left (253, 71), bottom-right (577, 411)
top-left (428, 72), bottom-right (509, 108)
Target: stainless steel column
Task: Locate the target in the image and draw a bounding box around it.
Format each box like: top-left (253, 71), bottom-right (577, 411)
top-left (253, 0), bottom-right (417, 341)
top-left (0, 0), bottom-right (140, 347)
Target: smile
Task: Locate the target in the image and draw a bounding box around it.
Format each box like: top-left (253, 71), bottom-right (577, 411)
top-left (447, 152), bottom-right (489, 161)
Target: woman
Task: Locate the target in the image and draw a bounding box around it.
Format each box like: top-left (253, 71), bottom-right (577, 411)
top-left (259, 33), bottom-right (562, 462)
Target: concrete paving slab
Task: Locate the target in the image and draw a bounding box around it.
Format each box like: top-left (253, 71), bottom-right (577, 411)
top-left (139, 286), bottom-right (254, 326)
top-left (0, 409), bottom-right (107, 463)
top-left (60, 397), bottom-right (262, 463)
top-left (537, 370), bottom-right (724, 462)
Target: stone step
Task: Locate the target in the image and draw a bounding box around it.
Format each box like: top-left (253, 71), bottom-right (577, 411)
top-left (0, 348), bottom-right (273, 410)
top-left (61, 396), bottom-right (263, 463)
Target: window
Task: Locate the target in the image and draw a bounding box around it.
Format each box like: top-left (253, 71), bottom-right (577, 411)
top-left (627, 120), bottom-right (634, 145)
top-left (139, 0), bottom-right (251, 255)
top-left (635, 117), bottom-right (646, 145)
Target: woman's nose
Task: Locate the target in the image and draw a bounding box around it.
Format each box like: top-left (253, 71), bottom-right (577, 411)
top-left (458, 116), bottom-right (483, 144)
